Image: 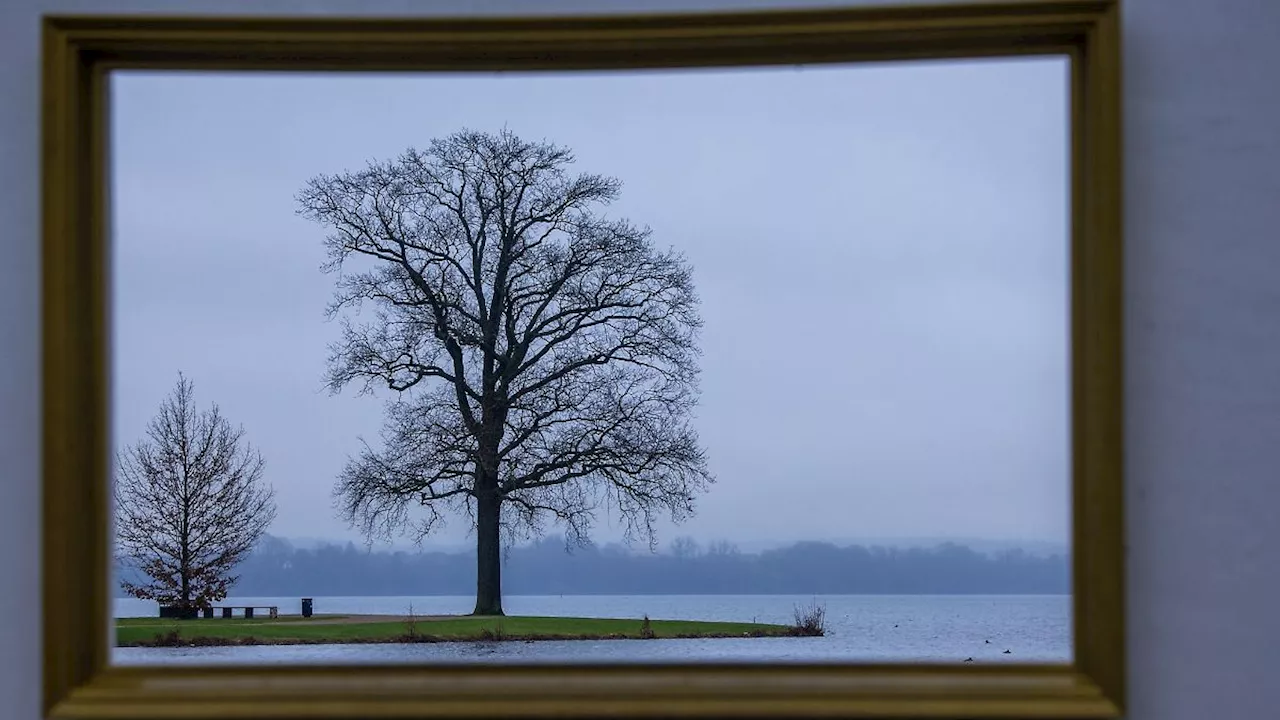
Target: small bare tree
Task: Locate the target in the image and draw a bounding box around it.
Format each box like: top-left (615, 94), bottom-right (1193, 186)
top-left (114, 374), bottom-right (276, 612)
top-left (297, 128), bottom-right (713, 615)
top-left (670, 536), bottom-right (701, 559)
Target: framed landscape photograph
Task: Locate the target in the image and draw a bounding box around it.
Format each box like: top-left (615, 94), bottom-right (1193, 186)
top-left (42, 1), bottom-right (1123, 718)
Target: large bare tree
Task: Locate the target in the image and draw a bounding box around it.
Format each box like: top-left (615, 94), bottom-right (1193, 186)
top-left (114, 374), bottom-right (276, 613)
top-left (298, 128), bottom-right (713, 615)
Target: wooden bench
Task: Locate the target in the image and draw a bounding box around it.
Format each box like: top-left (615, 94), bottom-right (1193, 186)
top-left (203, 605), bottom-right (278, 619)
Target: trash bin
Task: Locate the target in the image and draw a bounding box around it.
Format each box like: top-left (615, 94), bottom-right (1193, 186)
top-left (302, 598), bottom-right (313, 618)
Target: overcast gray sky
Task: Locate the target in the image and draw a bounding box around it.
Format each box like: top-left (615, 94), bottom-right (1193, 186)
top-left (109, 56), bottom-right (1070, 553)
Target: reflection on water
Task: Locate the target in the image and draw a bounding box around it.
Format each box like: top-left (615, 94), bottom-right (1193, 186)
top-left (113, 594), bottom-right (1070, 666)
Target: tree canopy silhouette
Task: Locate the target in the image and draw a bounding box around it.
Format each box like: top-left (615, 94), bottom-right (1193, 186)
top-left (113, 374), bottom-right (277, 612)
top-left (297, 129), bottom-right (713, 615)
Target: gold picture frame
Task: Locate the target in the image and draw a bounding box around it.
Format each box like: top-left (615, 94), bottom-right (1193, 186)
top-left (42, 1), bottom-right (1123, 717)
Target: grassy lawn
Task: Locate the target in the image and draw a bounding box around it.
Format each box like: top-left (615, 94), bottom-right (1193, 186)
top-left (115, 614), bottom-right (811, 646)
top-left (117, 615), bottom-right (346, 627)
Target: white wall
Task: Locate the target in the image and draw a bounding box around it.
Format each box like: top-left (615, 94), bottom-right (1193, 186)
top-left (2, 1), bottom-right (1278, 718)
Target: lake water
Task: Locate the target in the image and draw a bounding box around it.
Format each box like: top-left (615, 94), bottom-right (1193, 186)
top-left (113, 594), bottom-right (1071, 665)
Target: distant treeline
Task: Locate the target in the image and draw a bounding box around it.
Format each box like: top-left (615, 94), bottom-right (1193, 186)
top-left (116, 536), bottom-right (1069, 596)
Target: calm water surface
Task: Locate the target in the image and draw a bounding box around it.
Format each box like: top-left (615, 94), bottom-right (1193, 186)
top-left (113, 594), bottom-right (1070, 665)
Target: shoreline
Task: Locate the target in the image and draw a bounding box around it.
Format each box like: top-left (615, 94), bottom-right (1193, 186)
top-left (115, 613), bottom-right (822, 648)
top-left (120, 629), bottom-right (812, 648)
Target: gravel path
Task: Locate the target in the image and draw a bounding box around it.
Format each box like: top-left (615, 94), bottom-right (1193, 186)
top-left (122, 614), bottom-right (463, 628)
top-left (285, 614), bottom-right (460, 625)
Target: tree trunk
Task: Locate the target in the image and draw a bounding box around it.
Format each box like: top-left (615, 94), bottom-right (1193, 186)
top-left (472, 487), bottom-right (504, 616)
top-left (180, 546), bottom-right (191, 610)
